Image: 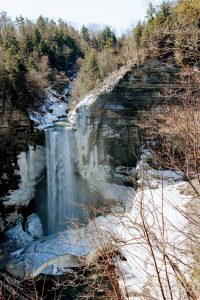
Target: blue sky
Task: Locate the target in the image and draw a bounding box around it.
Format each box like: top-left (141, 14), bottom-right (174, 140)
top-left (0, 0), bottom-right (164, 33)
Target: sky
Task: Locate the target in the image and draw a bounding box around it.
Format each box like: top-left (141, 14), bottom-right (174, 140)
top-left (0, 0), bottom-right (164, 34)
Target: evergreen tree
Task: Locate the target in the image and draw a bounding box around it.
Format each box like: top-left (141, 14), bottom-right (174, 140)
top-left (146, 2), bottom-right (156, 21)
top-left (81, 25), bottom-right (90, 43)
top-left (33, 28), bottom-right (42, 45)
top-left (98, 26), bottom-right (117, 49)
top-left (79, 49), bottom-right (101, 92)
top-left (156, 1), bottom-right (171, 24)
top-left (133, 21), bottom-right (144, 48)
top-left (24, 35), bottom-right (34, 53)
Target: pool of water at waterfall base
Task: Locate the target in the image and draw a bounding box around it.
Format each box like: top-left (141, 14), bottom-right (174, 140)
top-left (35, 173), bottom-right (105, 235)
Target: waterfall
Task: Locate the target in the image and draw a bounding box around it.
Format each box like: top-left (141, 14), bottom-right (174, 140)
top-left (45, 123), bottom-right (75, 234)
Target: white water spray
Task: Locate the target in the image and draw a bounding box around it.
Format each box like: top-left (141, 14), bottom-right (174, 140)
top-left (46, 124), bottom-right (75, 234)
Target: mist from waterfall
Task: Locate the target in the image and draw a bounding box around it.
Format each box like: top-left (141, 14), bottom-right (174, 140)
top-left (46, 124), bottom-right (75, 234)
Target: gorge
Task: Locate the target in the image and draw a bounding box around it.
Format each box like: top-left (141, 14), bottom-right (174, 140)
top-left (0, 59), bottom-right (177, 242)
top-left (0, 59), bottom-right (198, 299)
top-left (0, 0), bottom-right (199, 297)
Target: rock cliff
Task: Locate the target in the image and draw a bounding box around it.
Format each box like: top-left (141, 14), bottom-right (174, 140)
top-left (69, 59), bottom-right (179, 196)
top-left (0, 95), bottom-right (45, 232)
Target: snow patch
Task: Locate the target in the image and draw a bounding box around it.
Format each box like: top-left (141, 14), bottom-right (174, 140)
top-left (28, 89), bottom-right (68, 130)
top-left (4, 145), bottom-right (45, 207)
top-left (25, 213), bottom-right (43, 239)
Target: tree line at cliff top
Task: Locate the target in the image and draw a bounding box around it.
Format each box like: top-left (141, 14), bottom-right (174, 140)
top-left (0, 0), bottom-right (199, 110)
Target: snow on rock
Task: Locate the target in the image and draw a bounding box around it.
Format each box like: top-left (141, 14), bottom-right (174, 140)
top-left (4, 145), bottom-right (45, 207)
top-left (70, 140), bottom-right (193, 298)
top-left (146, 169), bottom-right (183, 181)
top-left (4, 214), bottom-right (43, 253)
top-left (91, 179), bottom-right (192, 298)
top-left (114, 166), bottom-right (137, 185)
top-left (136, 148), bottom-right (183, 188)
top-left (94, 148), bottom-right (192, 299)
top-left (69, 64), bottom-right (131, 130)
top-left (4, 221), bottom-right (34, 251)
top-left (25, 213), bottom-right (43, 239)
top-left (44, 145), bottom-right (189, 299)
top-left (7, 158), bottom-right (192, 299)
top-left (68, 65), bottom-right (133, 202)
top-left (19, 230), bottom-right (91, 277)
top-left (117, 182), bottom-right (191, 299)
top-left (9, 219), bottom-right (113, 278)
top-left (28, 89), bottom-right (68, 130)
top-left (70, 111), bottom-right (135, 205)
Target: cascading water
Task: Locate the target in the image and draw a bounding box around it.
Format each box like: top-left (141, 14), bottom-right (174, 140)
top-left (45, 122), bottom-right (75, 234)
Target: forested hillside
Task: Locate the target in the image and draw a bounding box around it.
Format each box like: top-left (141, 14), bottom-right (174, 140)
top-left (133, 0), bottom-right (200, 64)
top-left (0, 13), bottom-right (119, 110)
top-left (0, 0), bottom-right (199, 108)
top-left (72, 0), bottom-right (200, 101)
top-left (0, 13), bottom-right (85, 109)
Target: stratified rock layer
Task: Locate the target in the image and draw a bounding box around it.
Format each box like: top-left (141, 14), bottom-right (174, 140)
top-left (69, 59), bottom-right (178, 195)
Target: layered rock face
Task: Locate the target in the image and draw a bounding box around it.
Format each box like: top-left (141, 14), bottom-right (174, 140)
top-left (0, 97), bottom-right (31, 195)
top-left (0, 96), bottom-right (45, 232)
top-left (69, 60), bottom-right (178, 197)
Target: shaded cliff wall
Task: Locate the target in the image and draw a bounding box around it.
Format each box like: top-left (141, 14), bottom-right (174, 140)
top-left (69, 60), bottom-right (179, 196)
top-left (0, 96), bottom-right (30, 193)
top-left (0, 96), bottom-right (45, 232)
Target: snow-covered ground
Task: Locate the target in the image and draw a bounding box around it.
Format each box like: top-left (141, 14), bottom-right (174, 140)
top-left (98, 183), bottom-right (190, 299)
top-left (28, 87), bottom-right (70, 130)
top-left (95, 148), bottom-right (193, 299)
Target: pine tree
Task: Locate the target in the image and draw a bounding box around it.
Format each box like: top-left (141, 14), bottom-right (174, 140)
top-left (81, 25), bottom-right (90, 43)
top-left (79, 49), bottom-right (101, 93)
top-left (146, 3), bottom-right (156, 21)
top-left (98, 26), bottom-right (117, 50)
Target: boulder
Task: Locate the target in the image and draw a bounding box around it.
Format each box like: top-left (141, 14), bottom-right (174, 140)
top-left (25, 213), bottom-right (43, 239)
